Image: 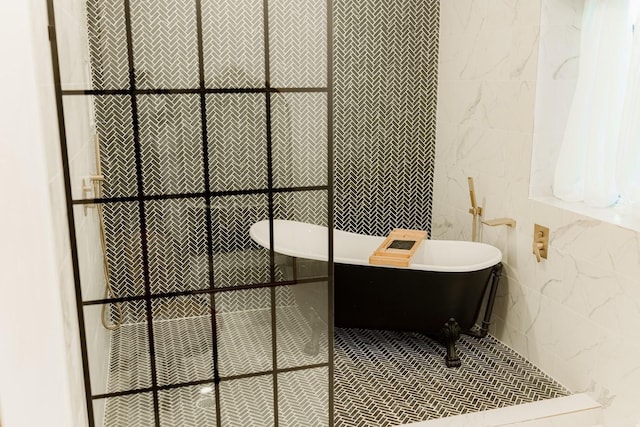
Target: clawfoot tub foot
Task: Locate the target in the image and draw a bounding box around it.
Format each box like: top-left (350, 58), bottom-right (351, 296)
top-left (441, 318), bottom-right (462, 368)
top-left (303, 307), bottom-right (322, 356)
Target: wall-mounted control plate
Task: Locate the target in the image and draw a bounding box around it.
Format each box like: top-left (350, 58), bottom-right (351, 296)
top-left (533, 224), bottom-right (549, 260)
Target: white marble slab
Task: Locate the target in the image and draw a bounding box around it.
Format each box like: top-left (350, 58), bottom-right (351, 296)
top-left (397, 394), bottom-right (601, 427)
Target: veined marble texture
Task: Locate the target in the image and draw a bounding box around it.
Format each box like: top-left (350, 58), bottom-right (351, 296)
top-left (531, 0), bottom-right (583, 197)
top-left (433, 0), bottom-right (640, 426)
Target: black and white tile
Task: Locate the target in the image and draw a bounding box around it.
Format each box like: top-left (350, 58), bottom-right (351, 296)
top-left (151, 294), bottom-right (211, 321)
top-left (206, 94), bottom-right (267, 193)
top-left (146, 199), bottom-right (208, 296)
top-left (219, 376), bottom-right (274, 426)
top-left (279, 367), bottom-right (330, 427)
top-left (101, 202), bottom-right (144, 300)
top-left (94, 96), bottom-right (137, 198)
top-left (276, 286), bottom-right (328, 369)
top-left (86, 0), bottom-right (129, 90)
top-left (130, 0), bottom-right (199, 89)
top-left (102, 305), bottom-right (328, 426)
top-left (274, 190), bottom-right (328, 227)
top-left (272, 93), bottom-right (328, 188)
top-left (269, 0), bottom-right (327, 88)
top-left (103, 303), bottom-right (152, 394)
top-left (158, 384), bottom-right (217, 427)
top-left (216, 290), bottom-right (273, 377)
top-left (102, 393), bottom-right (155, 427)
top-left (101, 307), bottom-right (569, 427)
top-left (152, 306), bottom-right (213, 386)
top-left (201, 0), bottom-right (264, 88)
top-left (333, 0), bottom-right (439, 237)
top-left (333, 329), bottom-right (570, 427)
top-left (138, 94), bottom-right (204, 196)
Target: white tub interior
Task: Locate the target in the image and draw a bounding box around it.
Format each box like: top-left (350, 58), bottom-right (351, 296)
top-left (250, 219), bottom-right (502, 273)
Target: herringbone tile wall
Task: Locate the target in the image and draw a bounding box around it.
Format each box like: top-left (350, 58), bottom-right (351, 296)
top-left (333, 0), bottom-right (439, 237)
top-left (94, 96), bottom-right (136, 198)
top-left (85, 0), bottom-right (329, 322)
top-left (146, 199), bottom-right (208, 296)
top-left (85, 0), bottom-right (437, 321)
top-left (201, 0), bottom-right (264, 88)
top-left (206, 94), bottom-right (267, 192)
top-left (274, 191), bottom-right (328, 227)
top-left (130, 0), bottom-right (199, 89)
top-left (272, 93), bottom-right (328, 188)
top-left (86, 0), bottom-right (128, 89)
top-left (101, 202), bottom-right (143, 300)
top-left (269, 0), bottom-right (327, 88)
top-left (139, 95), bottom-right (204, 195)
top-left (78, 0), bottom-right (442, 424)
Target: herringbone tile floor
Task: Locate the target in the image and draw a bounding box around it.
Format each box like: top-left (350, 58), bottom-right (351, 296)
top-left (102, 307), bottom-right (568, 427)
top-left (333, 329), bottom-right (569, 426)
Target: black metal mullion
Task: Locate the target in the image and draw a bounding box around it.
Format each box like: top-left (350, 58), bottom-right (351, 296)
top-left (261, 0), bottom-right (280, 425)
top-left (60, 86), bottom-right (328, 96)
top-left (45, 1), bottom-right (96, 426)
top-left (71, 184), bottom-right (329, 206)
top-left (83, 275), bottom-right (330, 306)
top-left (62, 89), bottom-right (130, 96)
top-left (122, 1), bottom-right (161, 426)
top-left (326, 0), bottom-right (335, 423)
top-left (194, 2), bottom-right (223, 426)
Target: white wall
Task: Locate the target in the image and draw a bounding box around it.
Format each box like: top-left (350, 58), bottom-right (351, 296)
top-left (433, 1), bottom-right (640, 426)
top-left (0, 1), bottom-right (86, 426)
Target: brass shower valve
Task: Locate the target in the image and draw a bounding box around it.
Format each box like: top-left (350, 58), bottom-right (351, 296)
top-left (533, 224), bottom-right (549, 262)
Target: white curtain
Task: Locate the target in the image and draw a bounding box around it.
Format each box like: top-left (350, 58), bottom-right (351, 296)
top-left (617, 4), bottom-right (640, 217)
top-left (553, 0), bottom-right (635, 208)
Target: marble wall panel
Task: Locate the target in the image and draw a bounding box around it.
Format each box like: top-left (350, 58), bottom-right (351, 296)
top-left (434, 0), bottom-right (640, 425)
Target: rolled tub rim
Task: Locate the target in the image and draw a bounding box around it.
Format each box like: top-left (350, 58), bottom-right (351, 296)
top-left (249, 219), bottom-right (502, 273)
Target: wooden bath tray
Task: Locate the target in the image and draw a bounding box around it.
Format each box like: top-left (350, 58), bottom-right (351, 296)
top-left (369, 228), bottom-right (427, 267)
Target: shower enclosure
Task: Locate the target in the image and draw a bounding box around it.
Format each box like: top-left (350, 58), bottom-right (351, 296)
top-left (48, 0), bottom-right (333, 425)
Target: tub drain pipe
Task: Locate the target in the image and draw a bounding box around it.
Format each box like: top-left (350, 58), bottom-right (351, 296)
top-left (467, 262), bottom-right (503, 338)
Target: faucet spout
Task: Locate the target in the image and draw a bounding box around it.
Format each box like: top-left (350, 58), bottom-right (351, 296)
top-left (481, 217), bottom-right (516, 228)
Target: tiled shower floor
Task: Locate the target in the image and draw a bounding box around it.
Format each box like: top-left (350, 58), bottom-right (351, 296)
top-left (102, 307), bottom-right (569, 427)
top-left (333, 329), bottom-right (569, 426)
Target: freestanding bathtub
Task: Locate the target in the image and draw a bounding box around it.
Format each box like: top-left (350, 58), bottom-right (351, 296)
top-left (249, 219), bottom-right (503, 367)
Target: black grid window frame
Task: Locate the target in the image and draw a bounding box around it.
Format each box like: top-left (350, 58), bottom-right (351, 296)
top-left (46, 0), bottom-right (334, 425)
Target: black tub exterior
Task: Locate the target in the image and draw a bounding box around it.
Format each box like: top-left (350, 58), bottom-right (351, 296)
top-left (334, 263), bottom-right (495, 334)
top-left (333, 262), bottom-right (503, 367)
top-left (278, 254), bottom-right (503, 367)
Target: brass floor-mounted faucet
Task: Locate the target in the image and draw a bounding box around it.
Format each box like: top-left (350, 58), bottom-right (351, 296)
top-left (467, 177), bottom-right (517, 242)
